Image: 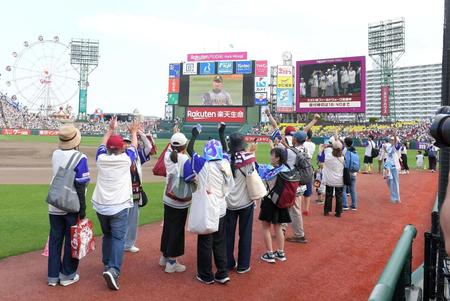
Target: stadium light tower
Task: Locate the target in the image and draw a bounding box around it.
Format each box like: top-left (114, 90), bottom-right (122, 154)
top-left (70, 39), bottom-right (99, 120)
top-left (368, 18), bottom-right (405, 121)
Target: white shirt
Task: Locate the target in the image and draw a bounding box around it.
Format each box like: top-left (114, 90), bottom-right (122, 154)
top-left (364, 140), bottom-right (374, 157)
top-left (197, 160), bottom-right (232, 217)
top-left (300, 82), bottom-right (306, 95)
top-left (303, 141), bottom-right (316, 159)
top-left (416, 154), bottom-right (424, 166)
top-left (341, 70), bottom-right (349, 83)
top-left (348, 70), bottom-right (356, 84)
top-left (93, 151), bottom-right (134, 215)
top-left (327, 74), bottom-right (333, 86)
top-left (332, 70), bottom-right (338, 82)
top-left (323, 153), bottom-right (344, 187)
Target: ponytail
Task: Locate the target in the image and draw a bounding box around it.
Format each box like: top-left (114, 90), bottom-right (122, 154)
top-left (170, 145), bottom-right (186, 163)
top-left (170, 149), bottom-right (179, 163)
top-left (230, 152), bottom-right (237, 178)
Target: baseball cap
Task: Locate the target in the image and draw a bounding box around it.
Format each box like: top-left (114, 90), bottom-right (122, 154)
top-left (213, 75), bottom-right (223, 83)
top-left (107, 135), bottom-right (124, 150)
top-left (170, 132), bottom-right (187, 147)
top-left (293, 131), bottom-right (307, 144)
top-left (284, 125), bottom-right (296, 136)
top-left (332, 141), bottom-right (343, 150)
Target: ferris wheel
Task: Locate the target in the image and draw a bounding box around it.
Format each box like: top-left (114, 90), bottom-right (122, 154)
top-left (3, 35), bottom-right (79, 114)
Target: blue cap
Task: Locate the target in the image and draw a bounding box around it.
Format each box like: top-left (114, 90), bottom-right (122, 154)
top-left (293, 131), bottom-right (307, 144)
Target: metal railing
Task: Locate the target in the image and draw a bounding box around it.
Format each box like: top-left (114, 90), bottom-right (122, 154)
top-left (368, 225), bottom-right (417, 301)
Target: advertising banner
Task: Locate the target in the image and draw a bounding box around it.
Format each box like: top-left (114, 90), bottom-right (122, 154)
top-left (165, 105), bottom-right (173, 120)
top-left (218, 62), bottom-right (233, 74)
top-left (255, 60), bottom-right (268, 76)
top-left (381, 86), bottom-right (390, 116)
top-left (236, 61), bottom-right (252, 74)
top-left (296, 56), bottom-right (366, 113)
top-left (183, 62), bottom-right (198, 75)
top-left (199, 62), bottom-right (216, 75)
top-left (277, 76), bottom-right (293, 88)
top-left (186, 107), bottom-right (245, 123)
top-left (79, 89), bottom-right (87, 114)
top-left (187, 52), bottom-right (247, 62)
top-left (167, 93), bottom-right (179, 105)
top-left (255, 77), bottom-right (269, 93)
top-left (255, 92), bottom-right (268, 105)
top-left (277, 65), bottom-right (293, 76)
top-left (39, 130), bottom-right (59, 136)
top-left (260, 105), bottom-right (269, 123)
top-left (169, 63), bottom-right (181, 78)
top-left (168, 78), bottom-right (180, 93)
top-left (276, 88), bottom-right (294, 113)
top-left (244, 135), bottom-right (270, 143)
top-left (1, 129), bottom-right (30, 135)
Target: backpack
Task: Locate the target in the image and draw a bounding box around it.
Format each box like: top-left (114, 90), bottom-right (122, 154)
top-left (268, 168), bottom-right (300, 209)
top-left (345, 150), bottom-right (360, 173)
top-left (153, 143), bottom-right (170, 177)
top-left (46, 152), bottom-right (82, 213)
top-left (370, 141), bottom-right (379, 158)
top-left (165, 159), bottom-right (196, 202)
top-left (290, 147), bottom-right (313, 184)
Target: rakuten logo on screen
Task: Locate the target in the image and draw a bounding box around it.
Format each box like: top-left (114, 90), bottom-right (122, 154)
top-left (187, 110), bottom-right (216, 119)
top-left (186, 107), bottom-right (245, 123)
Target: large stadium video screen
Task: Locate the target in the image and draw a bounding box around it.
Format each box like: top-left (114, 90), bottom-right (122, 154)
top-left (178, 63), bottom-right (255, 107)
top-left (296, 56), bottom-right (366, 113)
top-left (188, 74), bottom-right (243, 106)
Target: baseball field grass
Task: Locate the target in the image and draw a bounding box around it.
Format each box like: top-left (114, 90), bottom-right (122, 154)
top-left (0, 135), bottom-right (427, 259)
top-left (0, 183), bottom-right (165, 259)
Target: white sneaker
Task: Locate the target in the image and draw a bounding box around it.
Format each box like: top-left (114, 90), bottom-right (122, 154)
top-left (125, 246), bottom-right (140, 253)
top-left (159, 256), bottom-right (168, 267)
top-left (48, 282), bottom-right (58, 287)
top-left (60, 274), bottom-right (80, 287)
top-left (165, 261), bottom-right (186, 273)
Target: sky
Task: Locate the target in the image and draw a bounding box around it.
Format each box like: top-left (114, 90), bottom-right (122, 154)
top-left (0, 0), bottom-right (445, 117)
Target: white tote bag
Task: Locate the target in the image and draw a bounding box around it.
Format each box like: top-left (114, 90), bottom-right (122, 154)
top-left (187, 188), bottom-right (220, 235)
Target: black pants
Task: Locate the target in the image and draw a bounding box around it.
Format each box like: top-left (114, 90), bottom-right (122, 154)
top-left (197, 217), bottom-right (228, 282)
top-left (401, 154), bottom-right (409, 171)
top-left (324, 186), bottom-right (344, 215)
top-left (429, 157), bottom-right (437, 171)
top-left (160, 204), bottom-right (188, 258)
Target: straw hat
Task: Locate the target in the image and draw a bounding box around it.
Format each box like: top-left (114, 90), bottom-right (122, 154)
top-left (58, 124), bottom-right (81, 150)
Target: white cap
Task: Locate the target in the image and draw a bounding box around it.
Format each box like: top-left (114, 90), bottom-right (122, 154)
top-left (170, 133), bottom-right (187, 146)
top-left (332, 141), bottom-right (343, 150)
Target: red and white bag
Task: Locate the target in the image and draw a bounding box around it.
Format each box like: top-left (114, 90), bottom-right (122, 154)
top-left (153, 143), bottom-right (170, 177)
top-left (71, 218), bottom-right (95, 260)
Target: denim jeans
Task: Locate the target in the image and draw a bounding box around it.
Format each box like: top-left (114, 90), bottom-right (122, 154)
top-left (97, 208), bottom-right (129, 274)
top-left (125, 201), bottom-right (139, 249)
top-left (48, 213), bottom-right (79, 283)
top-left (342, 175), bottom-right (358, 208)
top-left (388, 168), bottom-right (401, 202)
top-left (225, 203), bottom-right (254, 271)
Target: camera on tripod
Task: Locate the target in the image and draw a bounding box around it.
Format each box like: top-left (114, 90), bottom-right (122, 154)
top-left (430, 106), bottom-right (450, 147)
